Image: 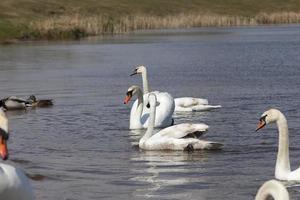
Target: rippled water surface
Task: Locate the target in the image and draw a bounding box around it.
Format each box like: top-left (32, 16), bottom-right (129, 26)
top-left (1, 25), bottom-right (300, 199)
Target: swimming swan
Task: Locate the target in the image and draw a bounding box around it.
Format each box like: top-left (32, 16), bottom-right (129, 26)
top-left (130, 65), bottom-right (221, 112)
top-left (256, 108), bottom-right (300, 181)
top-left (255, 179), bottom-right (289, 200)
top-left (139, 93), bottom-right (223, 150)
top-left (0, 108), bottom-right (35, 200)
top-left (124, 85), bottom-right (174, 129)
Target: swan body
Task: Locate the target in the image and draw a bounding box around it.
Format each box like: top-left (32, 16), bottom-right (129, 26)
top-left (0, 108), bottom-right (35, 200)
top-left (255, 180), bottom-right (289, 200)
top-left (256, 108), bottom-right (300, 181)
top-left (139, 93), bottom-right (223, 150)
top-left (124, 86), bottom-right (174, 129)
top-left (0, 163), bottom-right (35, 200)
top-left (131, 65), bottom-right (221, 112)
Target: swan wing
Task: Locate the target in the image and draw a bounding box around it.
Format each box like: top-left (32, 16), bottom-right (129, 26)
top-left (151, 123), bottom-right (209, 140)
top-left (145, 137), bottom-right (222, 150)
top-left (287, 167), bottom-right (300, 181)
top-left (175, 97), bottom-right (208, 107)
top-left (191, 104), bottom-right (222, 111)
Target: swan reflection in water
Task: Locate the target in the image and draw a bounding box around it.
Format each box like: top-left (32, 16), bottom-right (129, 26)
top-left (129, 130), bottom-right (218, 199)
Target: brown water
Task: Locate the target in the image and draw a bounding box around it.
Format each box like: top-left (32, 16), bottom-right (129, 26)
top-left (1, 25), bottom-right (300, 199)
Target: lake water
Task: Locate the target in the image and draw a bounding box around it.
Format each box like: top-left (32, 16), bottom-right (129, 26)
top-left (1, 25), bottom-right (300, 199)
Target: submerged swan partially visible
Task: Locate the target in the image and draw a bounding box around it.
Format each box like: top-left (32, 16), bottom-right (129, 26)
top-left (139, 93), bottom-right (223, 150)
top-left (256, 108), bottom-right (300, 181)
top-left (255, 180), bottom-right (289, 200)
top-left (124, 85), bottom-right (174, 129)
top-left (130, 65), bottom-right (221, 112)
top-left (0, 108), bottom-right (35, 200)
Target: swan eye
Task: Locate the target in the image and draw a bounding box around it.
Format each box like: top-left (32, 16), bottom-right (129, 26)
top-left (259, 115), bottom-right (267, 123)
top-left (146, 103), bottom-right (150, 108)
top-left (256, 115), bottom-right (267, 131)
top-left (126, 91), bottom-right (133, 97)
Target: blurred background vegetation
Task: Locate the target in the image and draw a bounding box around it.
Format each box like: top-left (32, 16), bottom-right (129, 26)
top-left (1, 0), bottom-right (300, 42)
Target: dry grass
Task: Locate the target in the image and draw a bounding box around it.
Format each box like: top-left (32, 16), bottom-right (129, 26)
top-left (255, 12), bottom-right (300, 24)
top-left (18, 11), bottom-right (300, 40)
top-left (2, 0), bottom-right (300, 41)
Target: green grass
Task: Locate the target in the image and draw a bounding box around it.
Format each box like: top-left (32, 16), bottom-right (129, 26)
top-left (1, 0), bottom-right (300, 41)
top-left (0, 19), bottom-right (24, 42)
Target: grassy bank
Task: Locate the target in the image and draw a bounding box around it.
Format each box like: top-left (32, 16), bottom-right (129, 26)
top-left (26, 12), bottom-right (300, 40)
top-left (1, 0), bottom-right (300, 41)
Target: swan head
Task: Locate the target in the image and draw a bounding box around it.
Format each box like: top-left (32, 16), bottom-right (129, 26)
top-left (256, 108), bottom-right (283, 131)
top-left (124, 85), bottom-right (141, 104)
top-left (130, 65), bottom-right (146, 76)
top-left (0, 109), bottom-right (9, 160)
top-left (146, 93), bottom-right (158, 108)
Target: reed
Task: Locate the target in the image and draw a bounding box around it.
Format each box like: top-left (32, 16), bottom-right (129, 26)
top-left (21, 12), bottom-right (300, 40)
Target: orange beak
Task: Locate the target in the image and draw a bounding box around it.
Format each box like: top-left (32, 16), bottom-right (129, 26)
top-left (124, 95), bottom-right (132, 104)
top-left (0, 136), bottom-right (8, 160)
top-left (256, 120), bottom-right (266, 132)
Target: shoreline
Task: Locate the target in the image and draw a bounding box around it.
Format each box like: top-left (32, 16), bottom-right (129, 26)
top-left (2, 12), bottom-right (300, 44)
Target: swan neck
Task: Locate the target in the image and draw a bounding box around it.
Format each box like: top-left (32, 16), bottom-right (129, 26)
top-left (276, 114), bottom-right (291, 176)
top-left (142, 69), bottom-right (149, 94)
top-left (255, 180), bottom-right (289, 200)
top-left (139, 96), bottom-right (156, 145)
top-left (134, 89), bottom-right (144, 118)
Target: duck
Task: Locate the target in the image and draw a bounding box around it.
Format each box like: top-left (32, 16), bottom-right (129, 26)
top-left (0, 96), bottom-right (29, 110)
top-left (130, 65), bottom-right (221, 112)
top-left (138, 93), bottom-right (223, 150)
top-left (27, 95), bottom-right (53, 108)
top-left (0, 95), bottom-right (53, 110)
top-left (0, 108), bottom-right (35, 200)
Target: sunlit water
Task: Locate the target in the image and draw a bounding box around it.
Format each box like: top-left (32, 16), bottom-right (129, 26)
top-left (1, 25), bottom-right (300, 199)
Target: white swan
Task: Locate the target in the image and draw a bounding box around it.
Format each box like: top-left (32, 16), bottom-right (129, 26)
top-left (255, 180), bottom-right (289, 200)
top-left (130, 65), bottom-right (221, 112)
top-left (0, 108), bottom-right (35, 200)
top-left (124, 85), bottom-right (174, 129)
top-left (256, 108), bottom-right (300, 181)
top-left (139, 93), bottom-right (223, 150)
